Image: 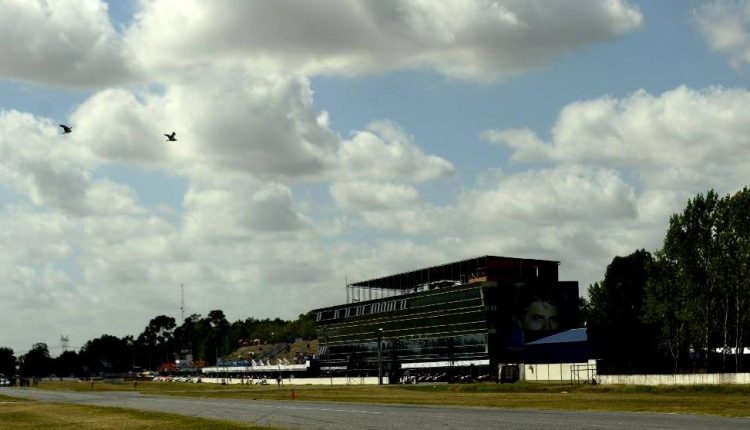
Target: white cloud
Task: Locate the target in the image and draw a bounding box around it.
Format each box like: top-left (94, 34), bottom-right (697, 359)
top-left (10, 1), bottom-right (745, 363)
top-left (68, 73), bottom-right (455, 184)
top-left (68, 74), bottom-right (338, 177)
top-left (694, 0), bottom-right (750, 68)
top-left (0, 64), bottom-right (462, 352)
top-left (0, 0), bottom-right (131, 87)
top-left (462, 165), bottom-right (637, 226)
top-left (0, 110), bottom-right (144, 217)
top-left (125, 0), bottom-right (642, 82)
top-left (476, 85), bottom-right (750, 296)
top-left (483, 86), bottom-right (750, 193)
top-left (336, 121), bottom-right (455, 182)
top-left (0, 0), bottom-right (642, 88)
top-left (70, 89), bottom-right (169, 167)
top-left (331, 181), bottom-right (418, 211)
top-left (183, 180), bottom-right (310, 238)
top-left (0, 206), bottom-right (75, 268)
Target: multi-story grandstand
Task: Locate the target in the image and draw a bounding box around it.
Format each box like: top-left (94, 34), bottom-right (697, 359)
top-left (312, 256), bottom-right (579, 382)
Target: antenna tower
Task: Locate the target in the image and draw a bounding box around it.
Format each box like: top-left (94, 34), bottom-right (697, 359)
top-left (180, 283), bottom-right (185, 321)
top-left (60, 335), bottom-right (69, 353)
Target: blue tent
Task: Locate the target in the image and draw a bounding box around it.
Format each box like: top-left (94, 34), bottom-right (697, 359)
top-left (523, 328), bottom-right (588, 364)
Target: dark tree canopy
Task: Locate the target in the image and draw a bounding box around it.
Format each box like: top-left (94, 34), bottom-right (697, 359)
top-left (587, 249), bottom-right (660, 372)
top-left (0, 310), bottom-right (318, 377)
top-left (0, 347), bottom-right (16, 378)
top-left (587, 188), bottom-right (750, 373)
top-left (20, 343), bottom-right (51, 377)
top-left (80, 334), bottom-right (133, 373)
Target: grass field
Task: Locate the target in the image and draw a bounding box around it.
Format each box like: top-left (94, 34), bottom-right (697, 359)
top-left (25, 380), bottom-right (750, 417)
top-left (0, 393), bottom-right (270, 429)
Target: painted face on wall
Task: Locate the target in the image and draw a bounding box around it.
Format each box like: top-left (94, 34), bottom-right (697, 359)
top-left (522, 300), bottom-right (559, 331)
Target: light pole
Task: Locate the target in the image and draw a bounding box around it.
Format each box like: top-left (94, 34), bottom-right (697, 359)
top-left (377, 328), bottom-right (383, 385)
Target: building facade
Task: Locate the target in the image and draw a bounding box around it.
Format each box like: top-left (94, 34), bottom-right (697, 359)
top-left (312, 256), bottom-right (579, 382)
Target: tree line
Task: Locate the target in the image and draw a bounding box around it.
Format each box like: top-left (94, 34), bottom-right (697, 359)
top-left (585, 188), bottom-right (750, 374)
top-left (0, 311), bottom-right (316, 378)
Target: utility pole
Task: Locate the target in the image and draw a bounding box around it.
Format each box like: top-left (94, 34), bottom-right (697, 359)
top-left (377, 328), bottom-right (383, 385)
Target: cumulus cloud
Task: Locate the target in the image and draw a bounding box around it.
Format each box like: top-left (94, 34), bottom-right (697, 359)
top-left (694, 0), bottom-right (750, 68)
top-left (482, 86), bottom-right (750, 192)
top-left (124, 0), bottom-right (641, 82)
top-left (0, 206), bottom-right (76, 268)
top-left (70, 89), bottom-right (170, 166)
top-left (0, 0), bottom-right (131, 87)
top-left (331, 181), bottom-right (418, 211)
top-left (10, 1), bottom-right (732, 360)
top-left (336, 121), bottom-right (455, 182)
top-left (0, 61), bottom-right (462, 352)
top-left (67, 74), bottom-right (338, 177)
top-left (0, 0), bottom-right (642, 88)
top-left (67, 73), bottom-right (454, 184)
top-left (476, 85), bottom-right (750, 295)
top-left (462, 165), bottom-right (637, 226)
top-left (0, 0), bottom-right (644, 92)
top-left (0, 110), bottom-right (144, 217)
top-left (183, 180), bottom-right (310, 237)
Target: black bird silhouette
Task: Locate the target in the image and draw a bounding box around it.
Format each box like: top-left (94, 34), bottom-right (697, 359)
top-left (164, 132), bottom-right (177, 142)
top-left (59, 124), bottom-right (72, 134)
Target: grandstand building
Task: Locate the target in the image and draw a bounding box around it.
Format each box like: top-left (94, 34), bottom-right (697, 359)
top-left (312, 256), bottom-right (579, 382)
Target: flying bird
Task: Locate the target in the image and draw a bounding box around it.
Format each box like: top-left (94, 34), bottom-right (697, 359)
top-left (59, 124), bottom-right (72, 134)
top-left (164, 132), bottom-right (177, 142)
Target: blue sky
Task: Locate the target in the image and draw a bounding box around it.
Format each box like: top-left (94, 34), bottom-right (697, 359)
top-left (2, 0), bottom-right (750, 355)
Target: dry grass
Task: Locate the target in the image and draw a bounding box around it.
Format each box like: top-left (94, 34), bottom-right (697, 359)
top-left (31, 380), bottom-right (750, 417)
top-left (0, 394), bottom-right (269, 429)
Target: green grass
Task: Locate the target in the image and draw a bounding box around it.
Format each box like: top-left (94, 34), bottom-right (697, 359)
top-left (0, 394), bottom-right (271, 429)
top-left (29, 380), bottom-right (750, 417)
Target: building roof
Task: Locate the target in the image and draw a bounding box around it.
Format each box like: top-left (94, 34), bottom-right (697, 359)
top-left (348, 255), bottom-right (560, 291)
top-left (525, 328), bottom-right (587, 345)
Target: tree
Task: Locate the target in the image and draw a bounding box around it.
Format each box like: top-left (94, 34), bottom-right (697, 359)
top-left (719, 188), bottom-right (750, 370)
top-left (587, 249), bottom-right (660, 372)
top-left (79, 335), bottom-right (132, 374)
top-left (20, 343), bottom-right (51, 377)
top-left (0, 347), bottom-right (16, 378)
top-left (729, 187), bottom-right (750, 372)
top-left (53, 350), bottom-right (81, 377)
top-left (648, 188), bottom-right (750, 372)
top-left (208, 310), bottom-right (230, 358)
top-left (644, 256), bottom-right (691, 372)
top-left (137, 315), bottom-right (176, 369)
top-left (173, 313), bottom-right (203, 362)
top-left (660, 190), bottom-right (723, 370)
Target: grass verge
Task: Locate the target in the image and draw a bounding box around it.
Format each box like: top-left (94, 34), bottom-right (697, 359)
top-left (0, 393), bottom-right (270, 429)
top-left (27, 380), bottom-right (750, 417)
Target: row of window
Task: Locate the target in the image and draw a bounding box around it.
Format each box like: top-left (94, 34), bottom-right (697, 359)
top-left (315, 298), bottom-right (408, 321)
top-left (315, 285), bottom-right (483, 322)
top-left (326, 314), bottom-right (488, 341)
top-left (325, 333), bottom-right (489, 364)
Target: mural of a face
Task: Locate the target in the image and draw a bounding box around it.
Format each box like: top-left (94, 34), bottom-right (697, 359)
top-left (522, 300), bottom-right (559, 331)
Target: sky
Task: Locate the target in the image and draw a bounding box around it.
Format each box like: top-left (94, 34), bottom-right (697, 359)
top-left (2, 0), bottom-right (750, 356)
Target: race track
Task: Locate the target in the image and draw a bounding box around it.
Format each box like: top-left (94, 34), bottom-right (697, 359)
top-left (3, 387), bottom-right (750, 430)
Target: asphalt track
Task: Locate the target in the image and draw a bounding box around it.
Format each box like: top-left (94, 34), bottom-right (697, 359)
top-left (3, 387), bottom-right (750, 429)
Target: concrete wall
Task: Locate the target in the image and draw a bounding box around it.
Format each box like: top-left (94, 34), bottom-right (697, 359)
top-left (200, 376), bottom-right (382, 386)
top-left (598, 373), bottom-right (750, 385)
top-left (521, 360), bottom-right (596, 383)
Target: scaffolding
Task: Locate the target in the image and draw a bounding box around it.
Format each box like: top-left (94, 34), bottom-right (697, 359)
top-left (344, 255), bottom-right (559, 304)
top-left (570, 362), bottom-right (598, 384)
